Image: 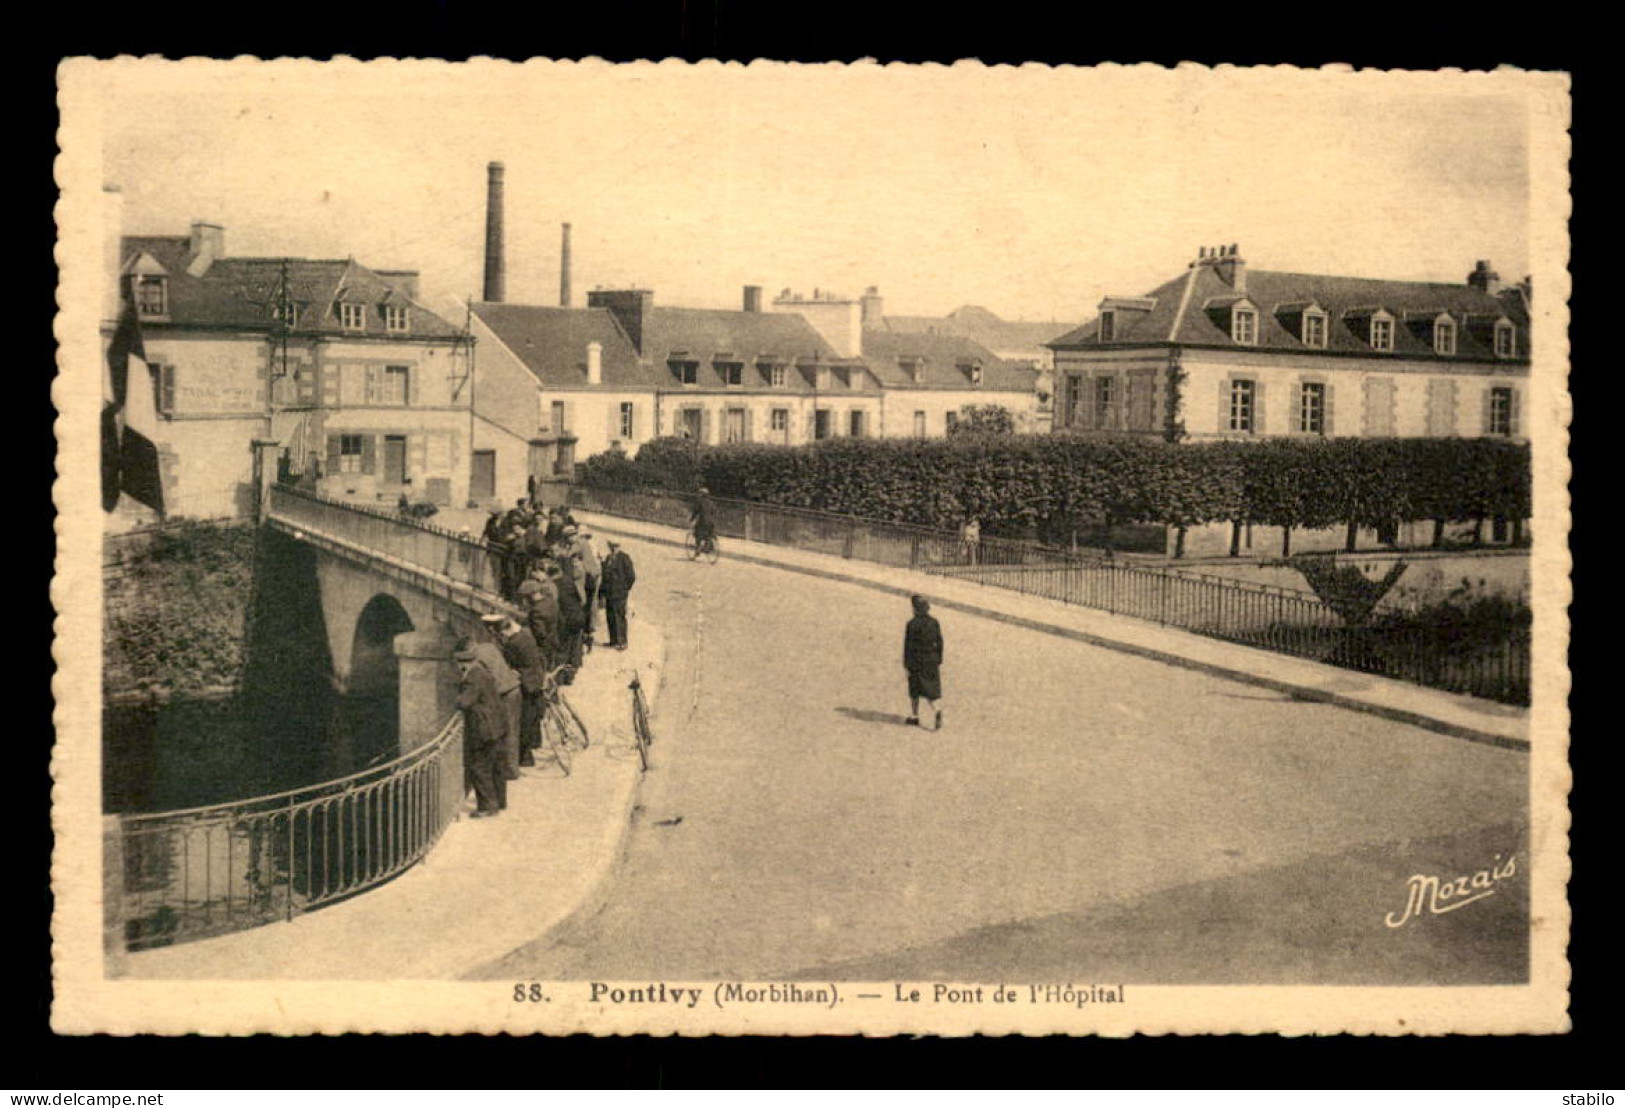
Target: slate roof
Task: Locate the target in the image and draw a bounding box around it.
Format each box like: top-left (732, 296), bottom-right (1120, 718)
top-left (120, 235), bottom-right (462, 339)
top-left (881, 305), bottom-right (1075, 356)
top-left (471, 303), bottom-right (647, 389)
top-left (641, 307), bottom-right (844, 392)
top-left (1048, 263), bottom-right (1530, 362)
top-left (861, 329), bottom-right (1038, 393)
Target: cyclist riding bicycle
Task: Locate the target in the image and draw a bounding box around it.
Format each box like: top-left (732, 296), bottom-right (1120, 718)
top-left (689, 486), bottom-right (717, 550)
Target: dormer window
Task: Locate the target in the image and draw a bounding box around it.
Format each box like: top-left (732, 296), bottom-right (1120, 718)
top-left (1099, 310), bottom-right (1116, 342)
top-left (338, 302), bottom-right (366, 330)
top-left (963, 363), bottom-right (984, 386)
top-left (383, 304), bottom-right (409, 333)
top-left (1303, 310), bottom-right (1328, 349)
top-left (717, 361), bottom-right (744, 387)
top-left (899, 357), bottom-right (924, 383)
top-left (1494, 320), bottom-right (1515, 358)
top-left (1231, 307), bottom-right (1258, 345)
top-left (669, 358), bottom-right (699, 386)
top-left (1433, 318), bottom-right (1457, 356)
top-left (134, 275), bottom-right (168, 319)
top-left (849, 368), bottom-right (866, 390)
top-left (272, 301), bottom-right (301, 328)
top-left (1370, 317), bottom-right (1394, 352)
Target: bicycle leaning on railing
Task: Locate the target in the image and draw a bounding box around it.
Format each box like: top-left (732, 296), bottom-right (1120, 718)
top-left (537, 665), bottom-right (589, 776)
top-left (627, 670), bottom-right (653, 772)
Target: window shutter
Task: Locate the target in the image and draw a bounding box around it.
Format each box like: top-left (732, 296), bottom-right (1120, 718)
top-left (744, 408), bottom-right (754, 443)
top-left (608, 401), bottom-right (620, 443)
top-left (361, 434), bottom-right (377, 475)
top-left (408, 435), bottom-right (427, 482)
top-left (326, 433), bottom-right (341, 475)
top-left (1509, 387), bottom-right (1521, 437)
top-left (1253, 381), bottom-right (1266, 435)
top-left (700, 407), bottom-right (713, 445)
top-left (159, 364), bottom-right (175, 414)
top-left (1218, 379), bottom-right (1230, 434)
top-left (630, 402), bottom-right (639, 442)
top-left (1323, 383), bottom-right (1335, 436)
top-left (405, 365), bottom-right (416, 407)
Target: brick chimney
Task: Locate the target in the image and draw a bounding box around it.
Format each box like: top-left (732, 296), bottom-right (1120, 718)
top-left (1467, 259), bottom-right (1502, 295)
top-left (483, 161), bottom-right (506, 303)
top-left (1213, 243), bottom-right (1245, 292)
top-left (861, 286), bottom-right (884, 326)
top-left (560, 223), bottom-right (572, 307)
top-left (586, 340), bottom-right (602, 385)
top-left (743, 285), bottom-right (763, 313)
top-left (185, 221), bottom-right (224, 277)
top-left (588, 289), bottom-right (654, 355)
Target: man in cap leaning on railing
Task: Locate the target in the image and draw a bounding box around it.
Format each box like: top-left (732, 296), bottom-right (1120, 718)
top-left (483, 613), bottom-right (546, 770)
top-left (454, 637), bottom-right (508, 818)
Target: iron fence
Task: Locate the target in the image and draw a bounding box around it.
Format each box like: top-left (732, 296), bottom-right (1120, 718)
top-left (115, 712), bottom-right (466, 952)
top-left (267, 485), bottom-right (509, 608)
top-left (571, 483), bottom-right (1530, 705)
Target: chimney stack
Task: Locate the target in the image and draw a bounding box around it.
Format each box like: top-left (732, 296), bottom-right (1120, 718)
top-left (743, 285), bottom-right (763, 313)
top-left (587, 289), bottom-right (654, 356)
top-left (861, 286), bottom-right (883, 326)
top-left (186, 221), bottom-right (225, 277)
top-left (483, 161), bottom-right (506, 303)
top-left (586, 340), bottom-right (602, 385)
top-left (560, 223), bottom-right (573, 307)
top-left (1467, 259), bottom-right (1503, 295)
top-left (1214, 244), bottom-right (1246, 292)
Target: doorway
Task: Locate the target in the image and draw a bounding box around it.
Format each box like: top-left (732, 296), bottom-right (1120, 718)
top-left (471, 450), bottom-right (496, 503)
top-left (383, 435), bottom-right (407, 486)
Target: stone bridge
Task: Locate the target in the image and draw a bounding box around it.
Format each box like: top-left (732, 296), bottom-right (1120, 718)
top-left (262, 483), bottom-right (519, 757)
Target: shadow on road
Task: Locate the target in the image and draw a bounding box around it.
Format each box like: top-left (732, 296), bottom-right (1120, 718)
top-left (836, 706), bottom-right (915, 727)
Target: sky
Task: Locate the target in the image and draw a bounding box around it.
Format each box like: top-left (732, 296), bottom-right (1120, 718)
top-left (95, 61), bottom-right (1535, 325)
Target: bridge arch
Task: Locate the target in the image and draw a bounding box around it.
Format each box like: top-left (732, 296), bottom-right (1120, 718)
top-left (335, 593), bottom-right (416, 772)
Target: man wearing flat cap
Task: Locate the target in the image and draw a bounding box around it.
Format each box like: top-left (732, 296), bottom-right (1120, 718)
top-left (453, 638), bottom-right (507, 817)
top-left (484, 613), bottom-right (547, 768)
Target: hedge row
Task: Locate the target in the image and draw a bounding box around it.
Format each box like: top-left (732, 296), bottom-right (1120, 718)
top-left (579, 435), bottom-right (1531, 553)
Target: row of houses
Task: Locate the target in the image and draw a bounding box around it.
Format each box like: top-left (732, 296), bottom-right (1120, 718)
top-left (103, 176), bottom-right (1531, 532)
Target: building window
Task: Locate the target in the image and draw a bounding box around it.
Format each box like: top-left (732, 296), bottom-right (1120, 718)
top-left (338, 434), bottom-right (365, 474)
top-left (814, 410), bottom-right (832, 440)
top-left (1298, 382), bottom-right (1326, 435)
top-left (618, 402), bottom-right (634, 440)
top-left (945, 411), bottom-right (959, 434)
top-left (759, 362), bottom-right (787, 388)
top-left (1434, 319), bottom-right (1457, 356)
top-left (272, 300), bottom-right (301, 328)
top-left (1303, 311), bottom-right (1327, 348)
top-left (1228, 379), bottom-right (1256, 433)
top-left (962, 364), bottom-right (983, 386)
top-left (770, 408), bottom-right (790, 442)
top-left (724, 408), bottom-right (747, 443)
top-left (1489, 387), bottom-right (1515, 436)
top-left (378, 364), bottom-right (410, 406)
top-left (670, 360), bottom-right (699, 386)
top-left (383, 304), bottom-right (409, 333)
top-left (551, 400), bottom-right (567, 434)
top-left (1064, 374), bottom-right (1084, 428)
top-left (1370, 318), bottom-right (1393, 352)
top-left (134, 276), bottom-right (168, 318)
top-left (718, 362), bottom-right (744, 387)
top-left (1099, 310), bottom-right (1115, 342)
top-left (849, 410), bottom-right (865, 438)
top-left (1495, 322), bottom-right (1515, 358)
top-left (1232, 308), bottom-right (1258, 345)
top-left (913, 411), bottom-right (926, 437)
top-left (155, 363), bottom-right (176, 415)
top-left (1094, 376), bottom-right (1118, 429)
top-left (339, 302), bottom-right (366, 330)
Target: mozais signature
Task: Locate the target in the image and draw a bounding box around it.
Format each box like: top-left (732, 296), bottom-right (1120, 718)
top-left (1384, 853), bottom-right (1517, 929)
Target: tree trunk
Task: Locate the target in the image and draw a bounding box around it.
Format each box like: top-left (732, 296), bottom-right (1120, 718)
top-left (1174, 526), bottom-right (1187, 559)
top-left (1281, 526), bottom-right (1293, 558)
top-left (1229, 520), bottom-right (1242, 558)
top-left (1471, 518), bottom-right (1484, 546)
top-left (1431, 518), bottom-right (1445, 549)
top-left (1512, 518), bottom-right (1525, 545)
top-left (1345, 519), bottom-right (1359, 552)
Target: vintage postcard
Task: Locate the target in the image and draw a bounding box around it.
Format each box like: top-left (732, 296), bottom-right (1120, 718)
top-left (53, 58), bottom-right (1571, 1036)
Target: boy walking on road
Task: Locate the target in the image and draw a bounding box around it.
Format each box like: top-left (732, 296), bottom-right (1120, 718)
top-left (903, 595), bottom-right (944, 731)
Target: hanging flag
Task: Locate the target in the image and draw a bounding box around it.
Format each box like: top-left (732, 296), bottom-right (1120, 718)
top-left (101, 286), bottom-right (166, 515)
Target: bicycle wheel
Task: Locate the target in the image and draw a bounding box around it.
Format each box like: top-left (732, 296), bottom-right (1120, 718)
top-left (685, 532), bottom-right (701, 560)
top-left (631, 689), bottom-right (651, 772)
top-left (543, 710), bottom-right (572, 776)
top-left (703, 535), bottom-right (720, 565)
top-left (557, 693), bottom-right (590, 752)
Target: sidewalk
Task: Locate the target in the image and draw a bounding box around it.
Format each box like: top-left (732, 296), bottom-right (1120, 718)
top-left (576, 511), bottom-right (1529, 752)
top-left (121, 623), bottom-right (666, 980)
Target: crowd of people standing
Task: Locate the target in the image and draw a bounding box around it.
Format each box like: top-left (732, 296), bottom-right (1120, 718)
top-left (452, 497), bottom-right (639, 819)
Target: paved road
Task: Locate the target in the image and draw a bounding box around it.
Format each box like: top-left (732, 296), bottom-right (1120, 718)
top-left (482, 533), bottom-right (1528, 985)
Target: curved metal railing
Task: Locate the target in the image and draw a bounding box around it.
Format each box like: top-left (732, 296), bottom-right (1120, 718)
top-left (115, 712), bottom-right (465, 953)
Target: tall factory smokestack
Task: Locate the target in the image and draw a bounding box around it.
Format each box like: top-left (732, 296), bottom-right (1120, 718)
top-left (483, 161), bottom-right (506, 303)
top-left (560, 222), bottom-right (573, 307)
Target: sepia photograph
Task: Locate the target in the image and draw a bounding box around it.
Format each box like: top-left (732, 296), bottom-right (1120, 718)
top-left (52, 58), bottom-right (1571, 1036)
